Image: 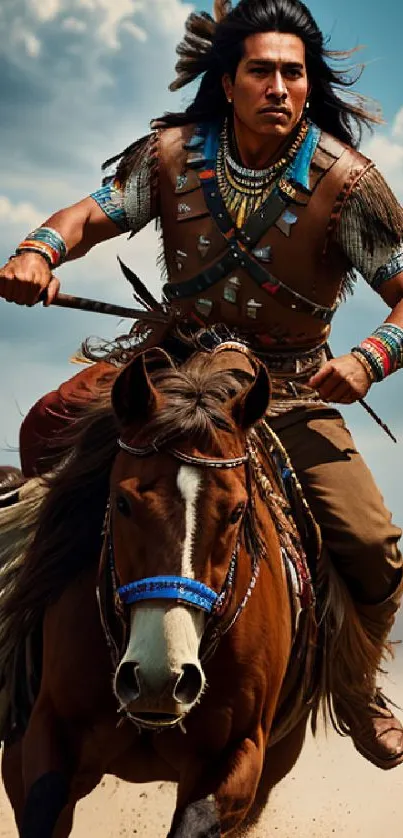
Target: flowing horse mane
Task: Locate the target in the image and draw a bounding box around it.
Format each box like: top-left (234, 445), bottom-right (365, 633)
top-left (0, 353), bottom-right (252, 691)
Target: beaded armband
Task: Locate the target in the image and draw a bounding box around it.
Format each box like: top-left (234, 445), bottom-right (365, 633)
top-left (351, 324), bottom-right (403, 382)
top-left (15, 226), bottom-right (68, 268)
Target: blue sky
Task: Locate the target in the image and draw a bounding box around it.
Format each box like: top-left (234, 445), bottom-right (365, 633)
top-left (0, 0), bottom-right (402, 530)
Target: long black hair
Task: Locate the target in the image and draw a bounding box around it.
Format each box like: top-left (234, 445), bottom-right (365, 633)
top-left (155, 0), bottom-right (381, 148)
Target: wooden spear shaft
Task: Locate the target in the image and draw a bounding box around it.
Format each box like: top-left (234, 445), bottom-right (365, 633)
top-left (50, 292), bottom-right (168, 323)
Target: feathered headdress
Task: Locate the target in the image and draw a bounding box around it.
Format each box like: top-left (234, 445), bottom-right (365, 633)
top-left (169, 1), bottom-right (233, 92)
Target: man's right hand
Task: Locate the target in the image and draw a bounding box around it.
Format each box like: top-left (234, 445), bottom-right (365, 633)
top-left (0, 253), bottom-right (60, 306)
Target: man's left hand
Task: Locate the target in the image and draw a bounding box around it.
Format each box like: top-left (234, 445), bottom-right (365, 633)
top-left (309, 353), bottom-right (373, 404)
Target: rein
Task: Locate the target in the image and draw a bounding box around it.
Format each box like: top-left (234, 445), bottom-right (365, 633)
top-left (103, 435), bottom-right (262, 667)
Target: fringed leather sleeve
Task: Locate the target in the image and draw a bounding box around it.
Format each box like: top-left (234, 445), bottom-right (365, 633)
top-left (333, 166), bottom-right (403, 292)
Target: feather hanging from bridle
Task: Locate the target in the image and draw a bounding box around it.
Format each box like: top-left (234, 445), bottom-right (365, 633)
top-left (169, 1), bottom-right (232, 92)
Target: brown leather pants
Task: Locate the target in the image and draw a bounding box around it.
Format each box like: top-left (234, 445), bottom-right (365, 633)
top-left (19, 364), bottom-right (402, 605)
top-left (270, 407), bottom-right (402, 604)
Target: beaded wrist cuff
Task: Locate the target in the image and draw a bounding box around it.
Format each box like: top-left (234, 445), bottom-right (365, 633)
top-left (351, 349), bottom-right (377, 383)
top-left (15, 226), bottom-right (68, 268)
top-left (351, 324), bottom-right (403, 382)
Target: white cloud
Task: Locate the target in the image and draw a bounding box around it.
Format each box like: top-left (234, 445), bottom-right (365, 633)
top-left (0, 196), bottom-right (43, 229)
top-left (73, 0), bottom-right (191, 49)
top-left (61, 16), bottom-right (87, 33)
top-left (122, 20), bottom-right (147, 43)
top-left (24, 0), bottom-right (191, 52)
top-left (363, 107), bottom-right (403, 199)
top-left (74, 0), bottom-right (142, 49)
top-left (28, 0), bottom-right (62, 22)
top-left (392, 106), bottom-right (403, 140)
top-left (151, 0), bottom-right (192, 35)
top-left (16, 29), bottom-right (41, 57)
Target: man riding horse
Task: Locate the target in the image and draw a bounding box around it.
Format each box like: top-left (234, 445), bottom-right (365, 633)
top-left (1, 0), bottom-right (403, 771)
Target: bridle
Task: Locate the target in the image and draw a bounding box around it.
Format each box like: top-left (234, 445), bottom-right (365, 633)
top-left (102, 432), bottom-right (264, 670)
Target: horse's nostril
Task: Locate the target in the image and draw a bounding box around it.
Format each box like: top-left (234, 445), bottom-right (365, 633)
top-left (174, 663), bottom-right (204, 705)
top-left (115, 662), bottom-right (141, 703)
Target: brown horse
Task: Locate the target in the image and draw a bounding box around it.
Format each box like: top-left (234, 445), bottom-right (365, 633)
top-left (0, 341), bottom-right (364, 837)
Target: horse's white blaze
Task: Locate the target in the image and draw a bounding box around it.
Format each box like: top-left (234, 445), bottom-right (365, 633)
top-left (177, 465), bottom-right (201, 579)
top-left (114, 465), bottom-right (206, 710)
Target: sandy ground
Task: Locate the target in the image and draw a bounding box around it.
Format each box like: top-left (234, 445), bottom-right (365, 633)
top-left (1, 663), bottom-right (403, 838)
top-left (1, 726), bottom-right (403, 837)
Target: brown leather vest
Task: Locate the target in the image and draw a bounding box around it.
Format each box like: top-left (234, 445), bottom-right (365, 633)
top-left (157, 124), bottom-right (372, 350)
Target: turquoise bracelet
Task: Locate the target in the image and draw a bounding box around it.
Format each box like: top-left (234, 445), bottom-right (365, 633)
top-left (15, 226), bottom-right (68, 268)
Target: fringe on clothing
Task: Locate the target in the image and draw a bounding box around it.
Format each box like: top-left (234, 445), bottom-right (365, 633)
top-left (331, 164), bottom-right (403, 300)
top-left (338, 165), bottom-right (403, 255)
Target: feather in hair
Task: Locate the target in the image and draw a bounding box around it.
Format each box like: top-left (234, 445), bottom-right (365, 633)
top-left (169, 11), bottom-right (217, 92)
top-left (213, 0), bottom-right (232, 22)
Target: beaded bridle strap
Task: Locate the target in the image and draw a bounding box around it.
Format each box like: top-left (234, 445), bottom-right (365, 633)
top-left (118, 438), bottom-right (248, 470)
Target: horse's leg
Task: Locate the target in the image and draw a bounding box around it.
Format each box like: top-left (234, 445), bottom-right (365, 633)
top-left (52, 769), bottom-right (106, 838)
top-left (52, 806), bottom-right (76, 838)
top-left (19, 696), bottom-right (71, 838)
top-left (168, 727), bottom-right (266, 838)
top-left (241, 716), bottom-right (308, 832)
top-left (2, 740), bottom-right (25, 831)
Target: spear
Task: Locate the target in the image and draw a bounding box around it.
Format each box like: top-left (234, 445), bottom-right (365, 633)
top-left (325, 344), bottom-right (397, 443)
top-left (49, 292), bottom-right (168, 323)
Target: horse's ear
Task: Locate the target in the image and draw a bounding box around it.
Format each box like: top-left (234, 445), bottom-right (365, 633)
top-left (231, 361), bottom-right (271, 429)
top-left (111, 348), bottom-right (175, 427)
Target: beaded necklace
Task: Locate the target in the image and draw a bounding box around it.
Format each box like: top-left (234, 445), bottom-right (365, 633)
top-left (216, 119), bottom-right (309, 228)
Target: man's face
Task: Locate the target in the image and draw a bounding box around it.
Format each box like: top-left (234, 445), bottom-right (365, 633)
top-left (223, 32), bottom-right (309, 139)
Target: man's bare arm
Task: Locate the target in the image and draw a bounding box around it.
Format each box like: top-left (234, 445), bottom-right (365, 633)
top-left (379, 271), bottom-right (403, 321)
top-left (0, 197), bottom-right (121, 306)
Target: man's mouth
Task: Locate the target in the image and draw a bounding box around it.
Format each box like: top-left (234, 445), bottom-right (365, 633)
top-left (258, 106), bottom-right (290, 116)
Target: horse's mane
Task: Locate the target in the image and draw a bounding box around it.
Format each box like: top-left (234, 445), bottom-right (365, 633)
top-left (145, 354), bottom-right (252, 447)
top-left (0, 353), bottom-right (251, 654)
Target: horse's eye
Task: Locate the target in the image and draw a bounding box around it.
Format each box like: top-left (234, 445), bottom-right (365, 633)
top-left (116, 495), bottom-right (131, 518)
top-left (229, 504), bottom-right (245, 525)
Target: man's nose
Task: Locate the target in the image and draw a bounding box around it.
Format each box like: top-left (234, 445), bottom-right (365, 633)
top-left (266, 71), bottom-right (286, 99)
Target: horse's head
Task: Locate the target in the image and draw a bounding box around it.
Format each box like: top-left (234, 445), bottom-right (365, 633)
top-left (108, 342), bottom-right (270, 729)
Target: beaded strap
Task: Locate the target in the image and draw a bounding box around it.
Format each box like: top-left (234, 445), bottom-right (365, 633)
top-left (351, 323), bottom-right (403, 382)
top-left (351, 349), bottom-right (377, 383)
top-left (15, 226), bottom-right (68, 268)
